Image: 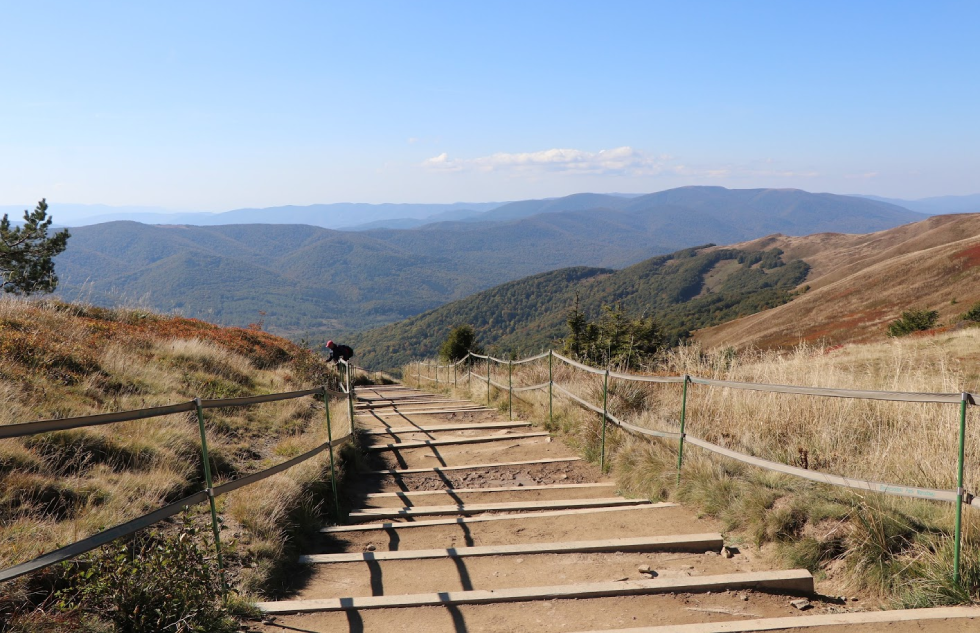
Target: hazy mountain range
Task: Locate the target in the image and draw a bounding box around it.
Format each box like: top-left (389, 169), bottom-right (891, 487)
top-left (855, 193), bottom-right (980, 216)
top-left (0, 201), bottom-right (506, 230)
top-left (10, 188), bottom-right (979, 231)
top-left (53, 187), bottom-right (925, 340)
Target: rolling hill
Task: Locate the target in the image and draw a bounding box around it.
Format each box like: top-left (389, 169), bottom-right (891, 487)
top-left (693, 213), bottom-right (980, 350)
top-left (349, 245), bottom-right (810, 370)
top-left (53, 187), bottom-right (923, 339)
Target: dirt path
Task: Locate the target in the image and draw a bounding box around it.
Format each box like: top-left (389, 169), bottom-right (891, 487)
top-left (251, 385), bottom-right (980, 633)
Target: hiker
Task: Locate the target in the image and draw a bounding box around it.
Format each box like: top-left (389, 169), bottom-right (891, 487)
top-left (324, 340), bottom-right (354, 364)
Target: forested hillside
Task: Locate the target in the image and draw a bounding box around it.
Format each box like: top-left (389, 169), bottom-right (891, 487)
top-left (55, 187), bottom-right (917, 339)
top-left (350, 245), bottom-right (810, 369)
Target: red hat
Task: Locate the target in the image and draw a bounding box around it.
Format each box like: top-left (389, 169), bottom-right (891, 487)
top-left (326, 340), bottom-right (335, 348)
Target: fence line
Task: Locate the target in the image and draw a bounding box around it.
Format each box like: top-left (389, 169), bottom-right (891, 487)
top-left (412, 349), bottom-right (977, 582)
top-left (0, 367), bottom-right (358, 585)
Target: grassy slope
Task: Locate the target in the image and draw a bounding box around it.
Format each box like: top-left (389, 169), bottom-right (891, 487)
top-left (412, 329), bottom-right (980, 604)
top-left (351, 245), bottom-right (810, 370)
top-left (695, 213), bottom-right (980, 349)
top-left (0, 297), bottom-right (348, 618)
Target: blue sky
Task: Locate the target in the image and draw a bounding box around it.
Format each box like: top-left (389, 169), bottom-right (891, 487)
top-left (2, 1), bottom-right (978, 210)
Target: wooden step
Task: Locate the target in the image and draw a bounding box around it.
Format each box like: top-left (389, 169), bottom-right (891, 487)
top-left (323, 502), bottom-right (677, 533)
top-left (576, 606), bottom-right (980, 633)
top-left (356, 399), bottom-right (466, 407)
top-left (362, 456), bottom-right (579, 475)
top-left (366, 432), bottom-right (550, 451)
top-left (361, 422), bottom-right (532, 435)
top-left (347, 497), bottom-right (650, 520)
top-left (356, 407), bottom-right (491, 418)
top-left (255, 569), bottom-right (814, 613)
top-left (363, 482), bottom-right (614, 498)
top-left (301, 533), bottom-right (723, 563)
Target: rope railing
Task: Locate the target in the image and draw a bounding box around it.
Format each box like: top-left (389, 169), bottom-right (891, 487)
top-left (512, 351), bottom-right (550, 365)
top-left (0, 365), bottom-right (358, 586)
top-left (512, 381), bottom-right (550, 393)
top-left (689, 376), bottom-right (970, 404)
top-left (412, 346), bottom-right (978, 583)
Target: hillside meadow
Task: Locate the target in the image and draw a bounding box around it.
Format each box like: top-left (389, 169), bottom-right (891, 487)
top-left (0, 298), bottom-right (355, 629)
top-left (697, 213), bottom-right (980, 349)
top-left (407, 327), bottom-right (980, 604)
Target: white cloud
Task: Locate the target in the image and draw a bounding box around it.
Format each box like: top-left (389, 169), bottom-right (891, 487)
top-left (422, 152), bottom-right (462, 172)
top-left (422, 146), bottom-right (672, 176)
top-left (421, 147), bottom-right (822, 182)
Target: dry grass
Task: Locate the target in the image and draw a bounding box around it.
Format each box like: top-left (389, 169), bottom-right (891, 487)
top-left (0, 297), bottom-right (352, 621)
top-left (406, 329), bottom-right (980, 603)
top-left (697, 214), bottom-right (980, 350)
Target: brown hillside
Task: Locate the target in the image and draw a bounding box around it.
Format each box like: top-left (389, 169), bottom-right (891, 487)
top-left (695, 213), bottom-right (980, 349)
top-left (0, 298), bottom-right (347, 620)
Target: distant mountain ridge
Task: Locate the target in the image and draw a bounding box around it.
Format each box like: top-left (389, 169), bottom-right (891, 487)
top-left (18, 201), bottom-right (506, 229)
top-left (53, 187), bottom-right (924, 339)
top-left (11, 186), bottom-right (949, 232)
top-left (855, 194), bottom-right (980, 216)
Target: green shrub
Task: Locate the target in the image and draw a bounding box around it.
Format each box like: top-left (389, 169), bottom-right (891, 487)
top-left (887, 309), bottom-right (939, 337)
top-left (961, 301), bottom-right (980, 323)
top-left (56, 518), bottom-right (237, 633)
top-left (439, 324), bottom-right (481, 362)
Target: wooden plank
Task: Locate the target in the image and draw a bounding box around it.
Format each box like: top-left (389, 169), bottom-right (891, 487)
top-left (366, 432), bottom-right (550, 451)
top-left (358, 393), bottom-right (441, 399)
top-left (300, 533), bottom-right (724, 563)
top-left (255, 570), bottom-right (814, 613)
top-left (361, 422), bottom-right (532, 435)
top-left (355, 407), bottom-right (491, 418)
top-left (357, 394), bottom-right (442, 399)
top-left (321, 502), bottom-right (677, 533)
top-left (577, 606), bottom-right (980, 633)
top-left (363, 482), bottom-right (614, 498)
top-left (348, 497), bottom-right (649, 519)
top-left (356, 399), bottom-right (467, 407)
top-left (362, 456), bottom-right (580, 475)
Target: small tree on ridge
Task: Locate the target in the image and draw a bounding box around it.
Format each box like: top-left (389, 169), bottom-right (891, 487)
top-left (1, 199), bottom-right (71, 295)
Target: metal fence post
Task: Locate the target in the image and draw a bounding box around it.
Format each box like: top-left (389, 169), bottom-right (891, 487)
top-left (435, 360), bottom-right (439, 386)
top-left (954, 393), bottom-right (969, 584)
top-left (676, 375), bottom-right (690, 486)
top-left (194, 397), bottom-right (227, 595)
top-left (486, 358), bottom-right (491, 405)
top-left (322, 387), bottom-right (341, 521)
top-left (600, 368), bottom-right (609, 472)
top-left (508, 360), bottom-right (513, 420)
top-left (548, 350), bottom-right (554, 427)
top-left (346, 363), bottom-right (355, 429)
